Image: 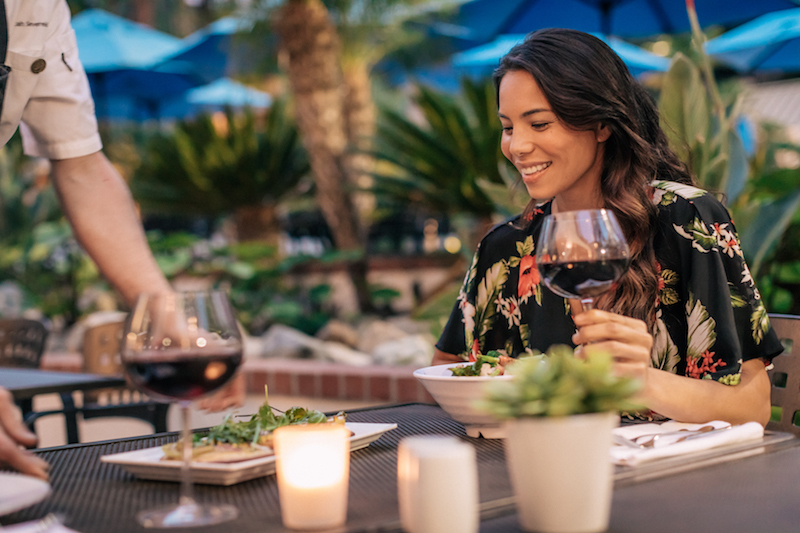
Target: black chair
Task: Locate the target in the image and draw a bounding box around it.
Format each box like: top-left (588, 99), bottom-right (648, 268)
top-left (0, 318), bottom-right (49, 422)
top-left (766, 314), bottom-right (800, 435)
top-left (78, 319), bottom-right (170, 437)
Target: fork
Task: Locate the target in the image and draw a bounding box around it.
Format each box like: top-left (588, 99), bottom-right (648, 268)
top-left (634, 425), bottom-right (719, 448)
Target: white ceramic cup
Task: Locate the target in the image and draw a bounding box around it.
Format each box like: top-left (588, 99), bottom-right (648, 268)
top-left (397, 435), bottom-right (479, 533)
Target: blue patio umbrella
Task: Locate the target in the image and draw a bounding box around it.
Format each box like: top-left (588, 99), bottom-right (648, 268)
top-left (72, 9), bottom-right (200, 119)
top-left (186, 78), bottom-right (272, 108)
top-left (454, 0), bottom-right (800, 42)
top-left (452, 33), bottom-right (670, 77)
top-left (161, 16), bottom-right (255, 85)
top-left (158, 78), bottom-right (272, 119)
top-left (705, 8), bottom-right (800, 74)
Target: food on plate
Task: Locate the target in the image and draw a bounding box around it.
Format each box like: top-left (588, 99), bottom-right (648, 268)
top-left (162, 388), bottom-right (347, 463)
top-left (450, 351), bottom-right (515, 377)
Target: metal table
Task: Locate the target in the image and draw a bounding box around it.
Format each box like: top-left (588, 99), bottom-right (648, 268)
top-left (1, 403), bottom-right (797, 533)
top-left (0, 367), bottom-right (127, 444)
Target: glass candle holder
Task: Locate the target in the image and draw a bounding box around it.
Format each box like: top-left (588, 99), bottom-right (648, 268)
top-left (397, 435), bottom-right (479, 533)
top-left (274, 424), bottom-right (351, 530)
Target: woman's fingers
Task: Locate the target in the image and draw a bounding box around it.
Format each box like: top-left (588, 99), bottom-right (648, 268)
top-left (197, 373), bottom-right (246, 412)
top-left (0, 388), bottom-right (49, 480)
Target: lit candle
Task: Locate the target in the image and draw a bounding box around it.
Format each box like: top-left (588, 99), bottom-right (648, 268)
top-left (274, 424), bottom-right (350, 530)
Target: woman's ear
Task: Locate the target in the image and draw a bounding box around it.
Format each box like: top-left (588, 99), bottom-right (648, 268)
top-left (595, 123), bottom-right (611, 143)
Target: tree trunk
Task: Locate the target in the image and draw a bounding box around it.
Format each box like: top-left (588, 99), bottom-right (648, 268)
top-left (273, 0), bottom-right (374, 313)
top-left (342, 61), bottom-right (376, 223)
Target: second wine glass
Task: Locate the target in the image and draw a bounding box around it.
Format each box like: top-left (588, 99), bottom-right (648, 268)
top-left (121, 289), bottom-right (243, 528)
top-left (535, 209), bottom-right (630, 312)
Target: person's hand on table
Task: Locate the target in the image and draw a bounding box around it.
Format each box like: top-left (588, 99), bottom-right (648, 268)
top-left (0, 388), bottom-right (49, 480)
top-left (197, 373), bottom-right (246, 412)
top-left (572, 309), bottom-right (653, 384)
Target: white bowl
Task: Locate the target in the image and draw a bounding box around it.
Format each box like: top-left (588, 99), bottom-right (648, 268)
top-left (414, 362), bottom-right (513, 439)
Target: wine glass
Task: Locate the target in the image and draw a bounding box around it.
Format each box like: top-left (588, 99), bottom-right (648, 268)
top-left (121, 290), bottom-right (243, 528)
top-left (535, 209), bottom-right (631, 312)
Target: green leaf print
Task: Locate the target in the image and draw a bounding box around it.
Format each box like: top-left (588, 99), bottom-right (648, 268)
top-left (674, 218), bottom-right (717, 253)
top-left (519, 322), bottom-right (531, 351)
top-left (686, 295), bottom-right (716, 361)
top-left (652, 313), bottom-right (680, 372)
top-left (751, 301), bottom-right (769, 344)
top-left (475, 261), bottom-right (509, 339)
top-left (729, 283), bottom-right (747, 308)
top-left (652, 180), bottom-right (707, 200)
top-left (516, 236), bottom-right (535, 258)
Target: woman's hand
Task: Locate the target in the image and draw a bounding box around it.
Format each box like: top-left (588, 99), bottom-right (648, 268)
top-left (571, 309), bottom-right (653, 383)
top-left (197, 373), bottom-right (246, 412)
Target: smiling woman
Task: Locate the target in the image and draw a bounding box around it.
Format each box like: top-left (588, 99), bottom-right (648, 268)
top-left (432, 28), bottom-right (783, 428)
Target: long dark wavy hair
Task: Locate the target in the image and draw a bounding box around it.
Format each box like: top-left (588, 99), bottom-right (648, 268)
top-left (493, 28), bottom-right (695, 326)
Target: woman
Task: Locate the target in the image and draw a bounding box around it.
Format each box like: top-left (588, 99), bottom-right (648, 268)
top-left (433, 28), bottom-right (782, 426)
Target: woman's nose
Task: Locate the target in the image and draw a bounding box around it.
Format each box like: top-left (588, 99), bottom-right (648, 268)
top-left (509, 131), bottom-right (534, 156)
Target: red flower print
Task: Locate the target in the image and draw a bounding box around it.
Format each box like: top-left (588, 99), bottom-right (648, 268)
top-left (686, 350), bottom-right (726, 379)
top-left (470, 339), bottom-right (480, 362)
top-left (518, 255), bottom-right (540, 299)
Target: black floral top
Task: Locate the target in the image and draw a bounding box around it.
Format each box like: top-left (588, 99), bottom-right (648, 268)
top-left (437, 181), bottom-right (783, 385)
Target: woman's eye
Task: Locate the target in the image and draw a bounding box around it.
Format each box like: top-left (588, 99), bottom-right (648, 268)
top-left (532, 122), bottom-right (550, 131)
top-left (501, 126), bottom-right (513, 132)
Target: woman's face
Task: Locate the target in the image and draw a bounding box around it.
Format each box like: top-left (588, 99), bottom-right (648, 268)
top-left (498, 69), bottom-right (609, 211)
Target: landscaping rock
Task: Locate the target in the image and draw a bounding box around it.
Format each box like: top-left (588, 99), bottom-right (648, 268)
top-left (371, 333), bottom-right (435, 367)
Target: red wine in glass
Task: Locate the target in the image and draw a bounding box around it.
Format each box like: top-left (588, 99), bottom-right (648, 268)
top-left (121, 290), bottom-right (243, 528)
top-left (124, 347), bottom-right (242, 401)
top-left (536, 209), bottom-right (630, 311)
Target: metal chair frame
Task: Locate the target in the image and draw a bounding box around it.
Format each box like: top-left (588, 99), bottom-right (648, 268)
top-left (766, 314), bottom-right (800, 435)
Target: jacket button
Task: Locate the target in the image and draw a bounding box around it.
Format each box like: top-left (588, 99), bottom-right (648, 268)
top-left (30, 59), bottom-right (46, 73)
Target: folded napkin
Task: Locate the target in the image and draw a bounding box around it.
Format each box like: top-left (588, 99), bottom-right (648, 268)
top-left (610, 420), bottom-right (764, 466)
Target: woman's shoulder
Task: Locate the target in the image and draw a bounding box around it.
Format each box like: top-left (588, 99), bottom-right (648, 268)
top-left (651, 180), bottom-right (731, 223)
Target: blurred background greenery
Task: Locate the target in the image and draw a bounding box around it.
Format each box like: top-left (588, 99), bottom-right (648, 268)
top-left (1, 0), bottom-right (799, 344)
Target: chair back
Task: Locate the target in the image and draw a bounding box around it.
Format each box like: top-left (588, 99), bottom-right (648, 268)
top-left (0, 318), bottom-right (48, 368)
top-left (766, 314), bottom-right (800, 435)
top-left (82, 320), bottom-right (124, 376)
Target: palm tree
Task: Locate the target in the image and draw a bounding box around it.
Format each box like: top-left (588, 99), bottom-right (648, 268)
top-left (131, 99), bottom-right (310, 244)
top-left (372, 76), bottom-right (522, 248)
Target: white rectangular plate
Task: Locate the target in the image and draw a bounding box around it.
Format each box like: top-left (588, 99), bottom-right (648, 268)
top-left (101, 422), bottom-right (397, 486)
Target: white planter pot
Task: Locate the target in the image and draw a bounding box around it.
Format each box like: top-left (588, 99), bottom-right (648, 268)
top-left (504, 412), bottom-right (616, 533)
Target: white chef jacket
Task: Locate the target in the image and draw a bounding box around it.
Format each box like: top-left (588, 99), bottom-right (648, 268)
top-left (0, 0), bottom-right (101, 159)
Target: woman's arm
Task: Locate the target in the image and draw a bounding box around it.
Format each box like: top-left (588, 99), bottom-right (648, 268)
top-left (573, 309), bottom-right (771, 426)
top-left (432, 348), bottom-right (463, 366)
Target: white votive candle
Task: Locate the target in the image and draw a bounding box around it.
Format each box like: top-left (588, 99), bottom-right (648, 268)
top-left (274, 424), bottom-right (350, 530)
top-left (397, 435), bottom-right (479, 533)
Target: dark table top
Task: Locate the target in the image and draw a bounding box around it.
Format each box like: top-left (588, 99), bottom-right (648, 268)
top-left (0, 368), bottom-right (126, 399)
top-left (2, 403), bottom-right (798, 533)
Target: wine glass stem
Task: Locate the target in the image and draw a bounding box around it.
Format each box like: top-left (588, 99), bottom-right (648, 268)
top-left (580, 298), bottom-right (594, 312)
top-left (179, 402), bottom-right (197, 507)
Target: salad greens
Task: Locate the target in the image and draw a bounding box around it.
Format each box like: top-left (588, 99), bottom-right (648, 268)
top-left (193, 386), bottom-right (345, 446)
top-left (450, 351), bottom-right (504, 377)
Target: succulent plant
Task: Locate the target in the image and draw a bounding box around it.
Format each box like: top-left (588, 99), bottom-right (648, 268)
top-left (478, 345), bottom-right (642, 418)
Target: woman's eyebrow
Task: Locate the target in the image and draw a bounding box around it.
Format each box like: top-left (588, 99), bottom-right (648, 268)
top-left (498, 108), bottom-right (551, 119)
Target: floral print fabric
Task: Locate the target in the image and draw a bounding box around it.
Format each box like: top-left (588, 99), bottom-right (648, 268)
top-left (436, 181), bottom-right (783, 385)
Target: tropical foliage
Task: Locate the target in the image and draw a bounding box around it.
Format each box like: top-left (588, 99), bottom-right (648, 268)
top-left (372, 76), bottom-right (525, 247)
top-left (131, 99), bottom-right (309, 242)
top-left (656, 5), bottom-right (800, 283)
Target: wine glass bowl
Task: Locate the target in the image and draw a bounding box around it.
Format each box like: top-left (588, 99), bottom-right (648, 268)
top-left (535, 209), bottom-right (630, 311)
top-left (121, 290), bottom-right (243, 528)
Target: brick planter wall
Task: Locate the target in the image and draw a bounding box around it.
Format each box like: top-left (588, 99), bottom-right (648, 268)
top-left (242, 358), bottom-right (435, 404)
top-left (41, 352), bottom-right (436, 405)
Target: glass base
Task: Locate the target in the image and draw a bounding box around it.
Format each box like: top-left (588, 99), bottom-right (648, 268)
top-left (138, 502), bottom-right (238, 528)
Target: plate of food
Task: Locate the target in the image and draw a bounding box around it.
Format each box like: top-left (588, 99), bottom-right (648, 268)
top-left (414, 352), bottom-right (539, 438)
top-left (101, 403), bottom-right (397, 486)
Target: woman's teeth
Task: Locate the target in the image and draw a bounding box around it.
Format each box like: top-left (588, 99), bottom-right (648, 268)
top-left (520, 162), bottom-right (551, 174)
